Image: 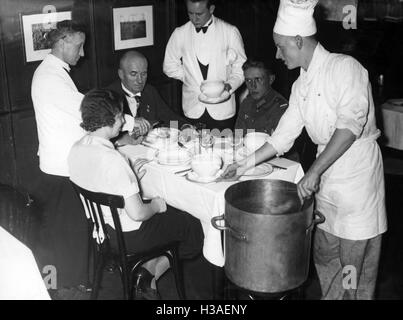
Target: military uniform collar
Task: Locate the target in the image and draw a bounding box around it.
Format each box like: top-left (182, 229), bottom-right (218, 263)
top-left (253, 89), bottom-right (276, 110)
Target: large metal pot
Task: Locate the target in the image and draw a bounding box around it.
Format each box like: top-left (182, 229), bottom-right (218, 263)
top-left (212, 179), bottom-right (324, 293)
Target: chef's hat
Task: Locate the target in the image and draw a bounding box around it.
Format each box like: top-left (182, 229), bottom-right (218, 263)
top-left (274, 0), bottom-right (318, 37)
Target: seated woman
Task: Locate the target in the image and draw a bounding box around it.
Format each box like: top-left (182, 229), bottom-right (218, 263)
top-left (68, 88), bottom-right (203, 299)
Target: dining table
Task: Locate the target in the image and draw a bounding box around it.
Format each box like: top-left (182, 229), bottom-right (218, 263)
top-left (119, 144), bottom-right (304, 268)
top-left (0, 226), bottom-right (50, 300)
top-left (380, 99), bottom-right (403, 150)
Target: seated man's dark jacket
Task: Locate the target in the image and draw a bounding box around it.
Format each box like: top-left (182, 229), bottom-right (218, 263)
top-left (107, 80), bottom-right (186, 128)
top-left (235, 89), bottom-right (299, 161)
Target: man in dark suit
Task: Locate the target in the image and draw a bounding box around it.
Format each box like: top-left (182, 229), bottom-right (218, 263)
top-left (107, 50), bottom-right (186, 146)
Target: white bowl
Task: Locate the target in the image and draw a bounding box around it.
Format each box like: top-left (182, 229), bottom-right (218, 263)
top-left (244, 132), bottom-right (270, 153)
top-left (200, 80), bottom-right (225, 98)
top-left (191, 153), bottom-right (222, 178)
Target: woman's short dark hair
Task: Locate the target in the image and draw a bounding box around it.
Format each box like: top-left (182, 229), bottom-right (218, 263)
top-left (80, 89), bottom-right (123, 132)
top-left (242, 59), bottom-right (274, 79)
top-left (46, 20), bottom-right (85, 48)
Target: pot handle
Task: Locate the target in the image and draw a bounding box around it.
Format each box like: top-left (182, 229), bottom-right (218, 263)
top-left (211, 215), bottom-right (247, 241)
top-left (306, 210), bottom-right (326, 234)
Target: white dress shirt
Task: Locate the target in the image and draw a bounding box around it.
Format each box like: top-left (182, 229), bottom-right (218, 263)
top-left (68, 135), bottom-right (142, 232)
top-left (121, 83), bottom-right (141, 117)
top-left (194, 18), bottom-right (214, 66)
top-left (267, 43), bottom-right (387, 240)
top-left (31, 54), bottom-right (85, 176)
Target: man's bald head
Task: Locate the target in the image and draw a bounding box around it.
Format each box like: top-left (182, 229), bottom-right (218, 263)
top-left (119, 50), bottom-right (147, 70)
top-left (118, 50), bottom-right (148, 94)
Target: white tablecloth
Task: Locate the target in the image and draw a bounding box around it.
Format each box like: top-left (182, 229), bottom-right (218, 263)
top-left (0, 227), bottom-right (50, 300)
top-left (119, 145), bottom-right (304, 267)
top-left (381, 101), bottom-right (403, 150)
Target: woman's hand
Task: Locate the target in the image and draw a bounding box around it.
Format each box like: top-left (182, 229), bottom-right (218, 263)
top-left (151, 197), bottom-right (167, 213)
top-left (129, 158), bottom-right (150, 180)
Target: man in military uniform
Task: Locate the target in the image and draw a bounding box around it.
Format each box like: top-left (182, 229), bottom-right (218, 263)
top-left (235, 59), bottom-right (298, 160)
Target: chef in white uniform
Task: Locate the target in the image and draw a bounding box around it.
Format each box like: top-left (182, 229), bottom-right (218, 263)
top-left (222, 0), bottom-right (387, 300)
top-left (163, 0), bottom-right (246, 131)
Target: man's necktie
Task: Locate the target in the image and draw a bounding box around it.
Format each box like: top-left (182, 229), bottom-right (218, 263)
top-left (134, 95), bottom-right (141, 105)
top-left (196, 20), bottom-right (212, 33)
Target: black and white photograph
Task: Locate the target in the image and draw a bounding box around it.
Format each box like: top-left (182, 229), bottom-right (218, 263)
top-left (20, 11), bottom-right (72, 62)
top-left (112, 5), bottom-right (153, 50)
top-left (1, 0), bottom-right (403, 308)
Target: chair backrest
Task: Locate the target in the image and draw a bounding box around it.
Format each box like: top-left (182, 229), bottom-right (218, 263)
top-left (70, 181), bottom-right (128, 257)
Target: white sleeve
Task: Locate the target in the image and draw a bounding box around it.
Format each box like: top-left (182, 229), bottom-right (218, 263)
top-left (226, 26), bottom-right (247, 92)
top-left (266, 83), bottom-right (305, 156)
top-left (163, 29), bottom-right (184, 82)
top-left (105, 155), bottom-right (139, 199)
top-left (333, 58), bottom-right (370, 138)
top-left (122, 114), bottom-right (134, 132)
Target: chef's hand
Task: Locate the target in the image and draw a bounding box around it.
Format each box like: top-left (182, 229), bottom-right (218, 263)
top-left (133, 117), bottom-right (151, 135)
top-left (297, 170), bottom-right (321, 203)
top-left (218, 162), bottom-right (247, 181)
top-left (223, 83), bottom-right (232, 92)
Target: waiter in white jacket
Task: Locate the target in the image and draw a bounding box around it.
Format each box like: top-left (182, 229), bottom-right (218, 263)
top-left (222, 0), bottom-right (387, 300)
top-left (163, 0), bottom-right (246, 131)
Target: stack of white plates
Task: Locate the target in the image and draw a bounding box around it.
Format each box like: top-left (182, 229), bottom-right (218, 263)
top-left (155, 148), bottom-right (192, 166)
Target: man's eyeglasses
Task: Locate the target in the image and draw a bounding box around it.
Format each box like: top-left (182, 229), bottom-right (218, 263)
top-left (245, 77), bottom-right (264, 86)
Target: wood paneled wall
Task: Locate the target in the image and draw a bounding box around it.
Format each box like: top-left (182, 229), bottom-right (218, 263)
top-left (0, 0), bottom-right (178, 197)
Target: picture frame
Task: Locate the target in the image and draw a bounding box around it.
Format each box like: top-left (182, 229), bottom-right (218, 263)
top-left (20, 11), bottom-right (72, 63)
top-left (112, 5), bottom-right (154, 51)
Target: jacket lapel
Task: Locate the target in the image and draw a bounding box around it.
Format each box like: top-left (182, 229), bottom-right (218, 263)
top-left (185, 23), bottom-right (204, 85)
top-left (119, 86), bottom-right (132, 116)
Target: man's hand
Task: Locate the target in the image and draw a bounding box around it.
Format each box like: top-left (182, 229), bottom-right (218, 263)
top-left (218, 162), bottom-right (247, 181)
top-left (116, 132), bottom-right (144, 147)
top-left (151, 197), bottom-right (167, 213)
top-left (129, 158), bottom-right (150, 180)
top-left (133, 117), bottom-right (151, 136)
top-left (297, 170), bottom-right (321, 203)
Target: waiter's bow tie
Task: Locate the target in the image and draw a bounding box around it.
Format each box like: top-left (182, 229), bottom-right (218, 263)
top-left (195, 20), bottom-right (212, 33)
top-left (196, 26), bottom-right (209, 33)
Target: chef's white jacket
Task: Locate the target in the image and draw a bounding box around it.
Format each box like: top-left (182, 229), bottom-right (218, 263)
top-left (267, 43), bottom-right (387, 240)
top-left (163, 16), bottom-right (246, 120)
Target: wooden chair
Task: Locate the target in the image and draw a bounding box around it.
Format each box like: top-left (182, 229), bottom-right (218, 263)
top-left (71, 182), bottom-right (186, 300)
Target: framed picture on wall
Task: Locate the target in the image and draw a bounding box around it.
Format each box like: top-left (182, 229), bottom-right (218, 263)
top-left (20, 11), bottom-right (72, 63)
top-left (112, 5), bottom-right (154, 51)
